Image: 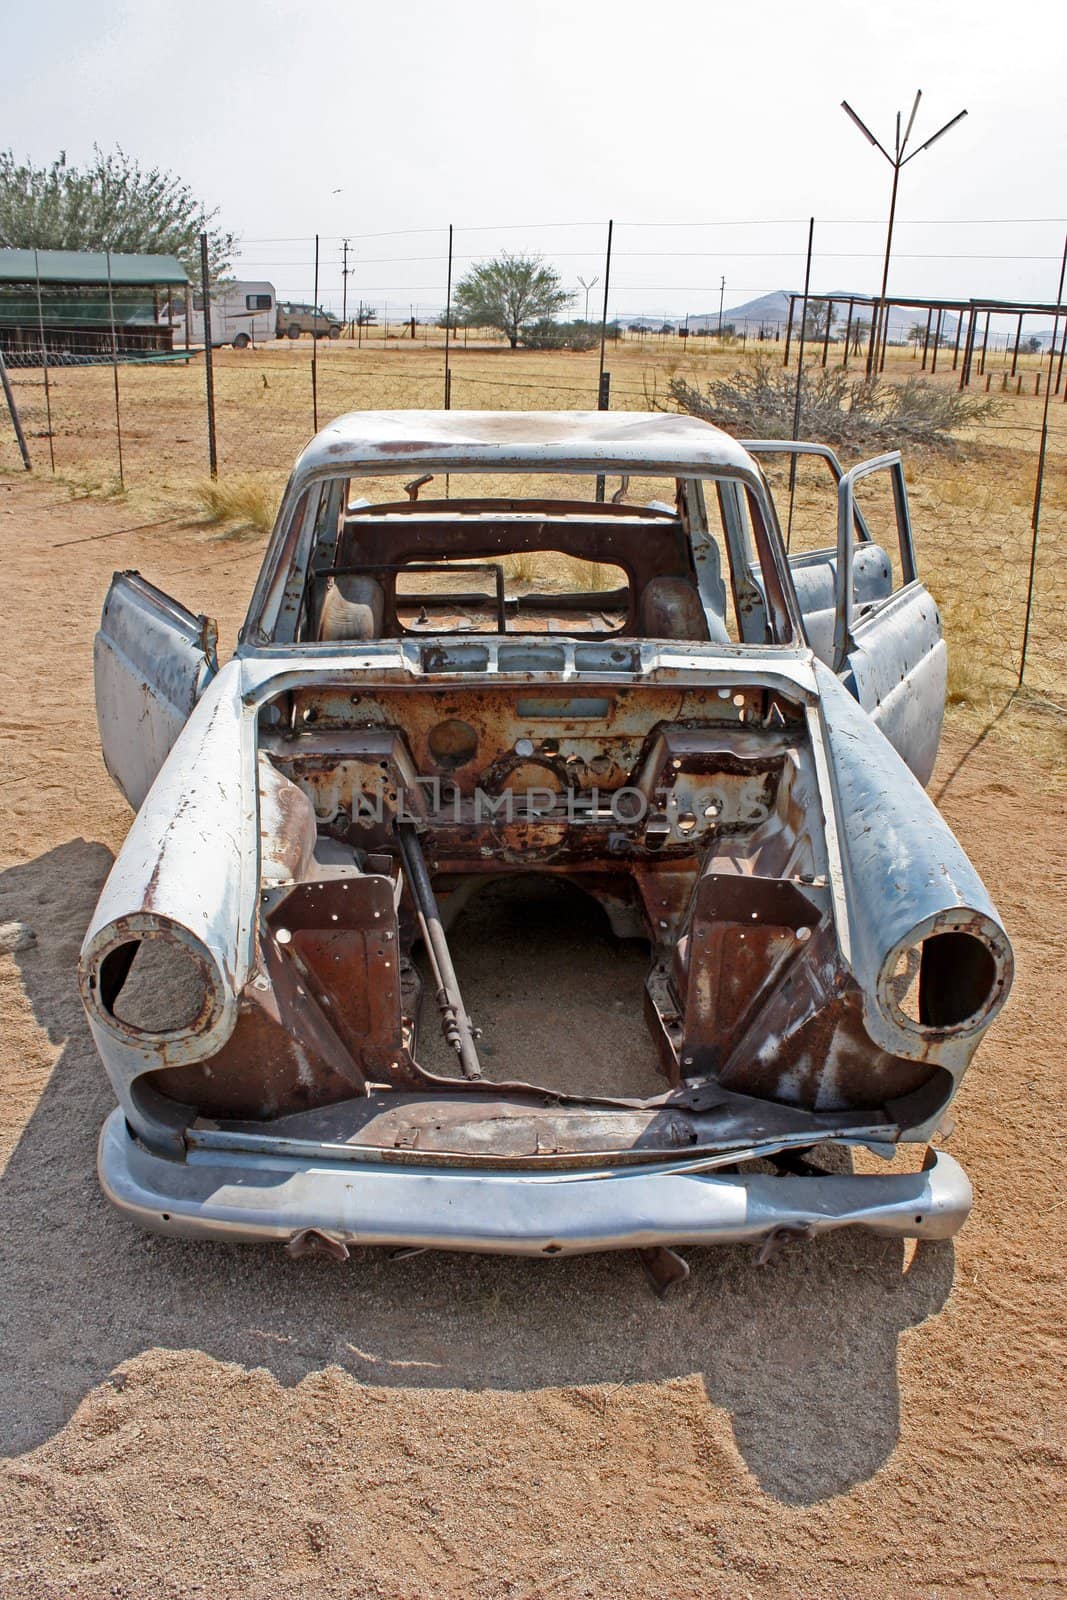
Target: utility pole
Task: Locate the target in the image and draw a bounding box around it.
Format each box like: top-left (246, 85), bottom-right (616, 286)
top-left (717, 275), bottom-right (725, 336)
top-left (842, 91), bottom-right (967, 377)
top-left (341, 238), bottom-right (351, 335)
top-left (577, 274), bottom-right (599, 324)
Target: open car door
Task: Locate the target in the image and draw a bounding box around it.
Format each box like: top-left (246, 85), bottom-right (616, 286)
top-left (94, 571), bottom-right (219, 810)
top-left (742, 440), bottom-right (887, 666)
top-left (833, 452), bottom-right (946, 785)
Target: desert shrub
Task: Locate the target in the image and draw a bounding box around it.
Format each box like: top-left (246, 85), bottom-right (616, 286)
top-left (520, 319), bottom-right (600, 352)
top-left (667, 359), bottom-right (997, 453)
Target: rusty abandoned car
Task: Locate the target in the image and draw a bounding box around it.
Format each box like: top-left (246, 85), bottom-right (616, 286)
top-left (79, 410), bottom-right (1012, 1272)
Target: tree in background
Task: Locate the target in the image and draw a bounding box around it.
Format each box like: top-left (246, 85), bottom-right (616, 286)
top-left (803, 301), bottom-right (836, 342)
top-left (453, 253), bottom-right (571, 348)
top-left (0, 147), bottom-right (235, 280)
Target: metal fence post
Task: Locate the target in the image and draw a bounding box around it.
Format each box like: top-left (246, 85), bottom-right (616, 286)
top-left (594, 220), bottom-right (614, 504)
top-left (0, 352), bottom-right (31, 469)
top-left (1019, 229), bottom-right (1067, 690)
top-left (200, 232), bottom-right (218, 479)
top-left (312, 233), bottom-right (320, 433)
top-left (104, 248), bottom-right (125, 487)
top-left (32, 249), bottom-right (56, 472)
top-left (787, 218), bottom-right (815, 549)
top-left (443, 223), bottom-right (454, 408)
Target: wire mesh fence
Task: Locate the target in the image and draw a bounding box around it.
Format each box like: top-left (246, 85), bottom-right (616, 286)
top-left (0, 220), bottom-right (1064, 706)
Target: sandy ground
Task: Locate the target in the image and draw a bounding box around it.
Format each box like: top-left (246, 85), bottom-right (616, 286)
top-left (0, 475), bottom-right (1065, 1599)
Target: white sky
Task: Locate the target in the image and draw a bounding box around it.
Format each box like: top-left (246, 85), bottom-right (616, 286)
top-left (6, 0), bottom-right (1065, 322)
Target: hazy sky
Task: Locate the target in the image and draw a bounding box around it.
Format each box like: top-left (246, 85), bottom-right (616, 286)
top-left (6, 0), bottom-right (1065, 321)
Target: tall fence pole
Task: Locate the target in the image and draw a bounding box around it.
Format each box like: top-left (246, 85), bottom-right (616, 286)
top-left (33, 249), bottom-right (56, 472)
top-left (597, 218), bottom-right (614, 404)
top-left (312, 233), bottom-right (320, 433)
top-left (841, 299), bottom-right (854, 370)
top-left (443, 223), bottom-right (454, 409)
top-left (1019, 229), bottom-right (1067, 690)
top-left (787, 217), bottom-right (815, 548)
top-left (104, 249), bottom-right (125, 487)
top-left (782, 296), bottom-right (795, 367)
top-left (199, 232), bottom-right (218, 479)
top-left (595, 219), bottom-right (614, 503)
top-left (0, 352), bottom-right (31, 470)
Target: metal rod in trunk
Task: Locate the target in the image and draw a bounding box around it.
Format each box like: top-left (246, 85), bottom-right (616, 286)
top-left (396, 823), bottom-right (483, 1081)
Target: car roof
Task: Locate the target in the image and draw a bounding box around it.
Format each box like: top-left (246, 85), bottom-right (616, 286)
top-left (289, 409), bottom-right (760, 480)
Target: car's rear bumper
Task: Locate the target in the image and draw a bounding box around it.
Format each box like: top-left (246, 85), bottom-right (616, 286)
top-left (98, 1108), bottom-right (971, 1256)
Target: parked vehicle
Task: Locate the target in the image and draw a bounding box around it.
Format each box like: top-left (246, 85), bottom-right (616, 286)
top-left (276, 301), bottom-right (342, 339)
top-left (81, 411), bottom-right (1012, 1272)
top-left (164, 281), bottom-right (276, 350)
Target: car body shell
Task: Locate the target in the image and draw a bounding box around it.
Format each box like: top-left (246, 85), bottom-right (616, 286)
top-left (79, 411), bottom-right (1012, 1260)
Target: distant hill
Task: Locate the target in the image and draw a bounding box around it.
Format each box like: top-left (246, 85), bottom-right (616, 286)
top-left (687, 290), bottom-right (960, 344)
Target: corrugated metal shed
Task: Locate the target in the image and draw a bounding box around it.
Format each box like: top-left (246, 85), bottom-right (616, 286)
top-left (0, 248), bottom-right (188, 286)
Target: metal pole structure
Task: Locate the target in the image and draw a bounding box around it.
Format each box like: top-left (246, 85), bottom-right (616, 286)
top-left (595, 219), bottom-right (614, 502)
top-left (597, 219), bottom-right (614, 402)
top-left (443, 223), bottom-right (454, 410)
top-left (821, 299), bottom-right (833, 367)
top-left (951, 305), bottom-right (964, 371)
top-left (879, 297), bottom-right (894, 373)
top-left (199, 232), bottom-right (218, 479)
top-left (864, 303), bottom-right (879, 378)
top-left (959, 306), bottom-right (977, 388)
top-left (1011, 312), bottom-right (1024, 376)
top-left (311, 233), bottom-right (320, 433)
top-left (104, 249), bottom-right (125, 487)
top-left (718, 275), bottom-right (725, 336)
top-left (978, 310), bottom-right (990, 377)
top-left (921, 306), bottom-right (933, 370)
top-left (841, 93), bottom-right (967, 380)
top-left (842, 299), bottom-right (854, 370)
top-left (0, 352), bottom-right (31, 470)
top-left (577, 274), bottom-right (598, 324)
top-left (1019, 230), bottom-right (1067, 690)
top-left (787, 218), bottom-right (815, 549)
top-left (341, 238), bottom-right (349, 333)
top-left (782, 295), bottom-right (795, 367)
top-left (32, 250), bottom-right (55, 472)
top-left (931, 307), bottom-right (944, 372)
top-left (870, 161), bottom-right (901, 378)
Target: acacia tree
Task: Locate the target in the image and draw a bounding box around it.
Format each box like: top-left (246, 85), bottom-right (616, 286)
top-left (453, 252), bottom-right (572, 347)
top-left (803, 301), bottom-right (836, 342)
top-left (0, 147), bottom-right (235, 280)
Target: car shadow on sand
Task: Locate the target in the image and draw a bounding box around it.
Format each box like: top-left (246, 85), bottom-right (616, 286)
top-left (0, 840), bottom-right (956, 1505)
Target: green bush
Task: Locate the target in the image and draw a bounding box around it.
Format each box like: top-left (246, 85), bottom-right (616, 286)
top-left (520, 319), bottom-right (600, 352)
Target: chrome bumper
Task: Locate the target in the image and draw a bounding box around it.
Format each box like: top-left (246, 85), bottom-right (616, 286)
top-left (98, 1108), bottom-right (971, 1256)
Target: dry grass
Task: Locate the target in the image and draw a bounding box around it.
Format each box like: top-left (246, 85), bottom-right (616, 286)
top-left (1, 336), bottom-right (1063, 709)
top-left (193, 475), bottom-right (277, 534)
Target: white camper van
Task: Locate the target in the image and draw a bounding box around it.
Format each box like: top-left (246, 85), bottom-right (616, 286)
top-left (165, 281), bottom-right (277, 350)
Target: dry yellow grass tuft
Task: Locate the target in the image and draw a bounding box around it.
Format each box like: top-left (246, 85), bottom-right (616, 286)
top-left (193, 476), bottom-right (277, 534)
